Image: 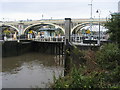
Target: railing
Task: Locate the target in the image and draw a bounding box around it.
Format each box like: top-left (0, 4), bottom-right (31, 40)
top-left (3, 34), bottom-right (108, 45)
top-left (71, 35), bottom-right (108, 43)
top-left (34, 36), bottom-right (65, 42)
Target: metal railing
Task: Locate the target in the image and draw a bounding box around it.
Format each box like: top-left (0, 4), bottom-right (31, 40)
top-left (71, 34), bottom-right (108, 45)
top-left (71, 34), bottom-right (107, 41)
top-left (3, 34), bottom-right (108, 45)
top-left (34, 36), bottom-right (65, 42)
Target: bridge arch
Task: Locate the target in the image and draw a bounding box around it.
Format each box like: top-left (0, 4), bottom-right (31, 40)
top-left (0, 25), bottom-right (19, 32)
top-left (23, 22), bottom-right (65, 34)
top-left (71, 22), bottom-right (105, 34)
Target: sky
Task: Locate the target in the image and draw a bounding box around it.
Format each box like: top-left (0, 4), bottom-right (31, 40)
top-left (0, 0), bottom-right (120, 21)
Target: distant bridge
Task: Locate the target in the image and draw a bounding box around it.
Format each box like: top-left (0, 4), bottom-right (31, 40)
top-left (0, 18), bottom-right (106, 35)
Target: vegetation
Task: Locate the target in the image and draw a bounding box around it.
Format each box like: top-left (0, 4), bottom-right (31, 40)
top-left (51, 13), bottom-right (120, 88)
top-left (96, 43), bottom-right (120, 70)
top-left (3, 28), bottom-right (11, 35)
top-left (105, 13), bottom-right (120, 47)
top-left (2, 27), bottom-right (16, 37)
top-left (52, 43), bottom-right (120, 88)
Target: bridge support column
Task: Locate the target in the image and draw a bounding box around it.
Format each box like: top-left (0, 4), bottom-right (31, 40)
top-left (0, 27), bottom-right (2, 40)
top-left (64, 18), bottom-right (72, 76)
top-left (18, 23), bottom-right (24, 35)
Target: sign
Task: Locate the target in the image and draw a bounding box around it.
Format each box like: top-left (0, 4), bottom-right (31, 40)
top-left (29, 30), bottom-right (33, 34)
top-left (86, 30), bottom-right (90, 34)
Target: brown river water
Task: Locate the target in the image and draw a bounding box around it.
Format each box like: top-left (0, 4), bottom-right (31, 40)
top-left (2, 52), bottom-right (64, 88)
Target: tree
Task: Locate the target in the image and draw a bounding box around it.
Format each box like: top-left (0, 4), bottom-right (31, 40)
top-left (105, 13), bottom-right (120, 47)
top-left (3, 28), bottom-right (11, 35)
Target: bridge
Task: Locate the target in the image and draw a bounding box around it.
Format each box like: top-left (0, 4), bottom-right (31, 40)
top-left (1, 18), bottom-right (109, 58)
top-left (0, 18), bottom-right (106, 35)
top-left (0, 18), bottom-right (109, 46)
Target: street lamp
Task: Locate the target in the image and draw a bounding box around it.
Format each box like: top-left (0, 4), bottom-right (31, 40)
top-left (51, 17), bottom-right (52, 20)
top-left (88, 0), bottom-right (93, 39)
top-left (3, 18), bottom-right (5, 25)
top-left (96, 9), bottom-right (101, 45)
top-left (42, 14), bottom-right (44, 20)
top-left (88, 0), bottom-right (93, 19)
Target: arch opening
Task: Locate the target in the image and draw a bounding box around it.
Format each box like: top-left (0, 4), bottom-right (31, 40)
top-left (0, 25), bottom-right (19, 39)
top-left (71, 22), bottom-right (108, 40)
top-left (72, 22), bottom-right (108, 35)
top-left (23, 23), bottom-right (65, 38)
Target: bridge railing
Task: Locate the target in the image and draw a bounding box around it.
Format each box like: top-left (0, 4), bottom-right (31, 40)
top-left (71, 34), bottom-right (108, 44)
top-left (34, 36), bottom-right (65, 42)
top-left (3, 34), bottom-right (108, 45)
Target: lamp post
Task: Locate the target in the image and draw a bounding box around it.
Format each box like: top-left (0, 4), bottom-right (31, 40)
top-left (3, 18), bottom-right (5, 25)
top-left (88, 0), bottom-right (93, 39)
top-left (42, 14), bottom-right (44, 20)
top-left (88, 0), bottom-right (93, 19)
top-left (96, 9), bottom-right (101, 45)
top-left (89, 0), bottom-right (93, 19)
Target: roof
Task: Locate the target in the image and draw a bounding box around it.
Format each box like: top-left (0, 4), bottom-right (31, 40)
top-left (39, 28), bottom-right (60, 31)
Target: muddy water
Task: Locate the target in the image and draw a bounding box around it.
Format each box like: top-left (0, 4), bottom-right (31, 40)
top-left (2, 52), bottom-right (64, 88)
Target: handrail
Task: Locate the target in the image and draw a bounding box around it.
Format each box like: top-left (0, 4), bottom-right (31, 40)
top-left (3, 35), bottom-right (108, 45)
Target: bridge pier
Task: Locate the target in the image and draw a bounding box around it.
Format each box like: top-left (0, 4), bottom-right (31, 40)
top-left (18, 23), bottom-right (24, 35)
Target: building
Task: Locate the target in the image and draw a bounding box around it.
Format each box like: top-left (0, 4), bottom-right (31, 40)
top-left (118, 1), bottom-right (120, 12)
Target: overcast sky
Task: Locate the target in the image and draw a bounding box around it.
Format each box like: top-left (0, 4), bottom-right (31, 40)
top-left (0, 0), bottom-right (120, 21)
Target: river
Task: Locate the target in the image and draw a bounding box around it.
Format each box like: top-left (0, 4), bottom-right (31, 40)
top-left (2, 52), bottom-right (64, 88)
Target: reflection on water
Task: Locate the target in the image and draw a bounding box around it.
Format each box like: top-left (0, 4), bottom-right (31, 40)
top-left (2, 52), bottom-right (64, 88)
